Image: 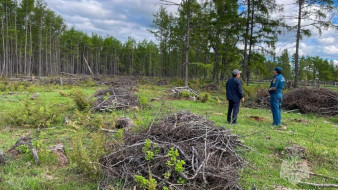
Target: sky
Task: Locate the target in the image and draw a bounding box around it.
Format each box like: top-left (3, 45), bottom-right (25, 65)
top-left (45, 0), bottom-right (338, 64)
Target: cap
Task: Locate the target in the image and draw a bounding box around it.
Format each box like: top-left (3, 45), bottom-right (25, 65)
top-left (232, 69), bottom-right (241, 75)
top-left (274, 67), bottom-right (283, 73)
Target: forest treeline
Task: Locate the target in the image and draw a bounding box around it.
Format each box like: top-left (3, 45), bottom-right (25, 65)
top-left (0, 0), bottom-right (337, 84)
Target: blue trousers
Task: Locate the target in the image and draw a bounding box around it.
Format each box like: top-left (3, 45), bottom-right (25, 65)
top-left (270, 94), bottom-right (282, 126)
top-left (227, 100), bottom-right (240, 124)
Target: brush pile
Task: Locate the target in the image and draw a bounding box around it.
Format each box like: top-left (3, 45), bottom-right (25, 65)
top-left (92, 87), bottom-right (139, 111)
top-left (100, 111), bottom-right (246, 190)
top-left (282, 88), bottom-right (338, 116)
top-left (171, 86), bottom-right (200, 99)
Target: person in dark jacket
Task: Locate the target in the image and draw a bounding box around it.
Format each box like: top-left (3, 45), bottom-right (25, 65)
top-left (226, 69), bottom-right (245, 124)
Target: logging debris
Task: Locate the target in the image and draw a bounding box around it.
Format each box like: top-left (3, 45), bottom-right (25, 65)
top-left (100, 111), bottom-right (247, 190)
top-left (92, 87), bottom-right (140, 112)
top-left (170, 86), bottom-right (200, 99)
top-left (282, 88), bottom-right (338, 116)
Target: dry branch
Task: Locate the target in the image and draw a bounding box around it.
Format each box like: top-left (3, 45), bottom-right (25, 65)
top-left (299, 182), bottom-right (338, 188)
top-left (282, 88), bottom-right (338, 116)
top-left (92, 87), bottom-right (139, 112)
top-left (100, 111), bottom-right (246, 189)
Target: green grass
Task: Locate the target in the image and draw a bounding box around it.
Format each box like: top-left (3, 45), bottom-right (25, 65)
top-left (0, 82), bottom-right (337, 190)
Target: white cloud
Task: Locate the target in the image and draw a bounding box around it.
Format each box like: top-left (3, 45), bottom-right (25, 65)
top-left (272, 0), bottom-right (338, 60)
top-left (44, 0), bottom-right (337, 61)
top-left (324, 45), bottom-right (338, 55)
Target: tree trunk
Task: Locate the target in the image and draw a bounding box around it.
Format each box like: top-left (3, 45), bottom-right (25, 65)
top-left (294, 0), bottom-right (303, 88)
top-left (185, 0), bottom-right (191, 87)
top-left (242, 0), bottom-right (251, 82)
top-left (247, 0), bottom-right (255, 85)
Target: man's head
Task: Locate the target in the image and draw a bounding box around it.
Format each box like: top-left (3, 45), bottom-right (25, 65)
top-left (232, 69), bottom-right (241, 78)
top-left (274, 67), bottom-right (282, 76)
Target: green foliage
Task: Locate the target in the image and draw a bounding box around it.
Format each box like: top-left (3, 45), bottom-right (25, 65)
top-left (70, 132), bottom-right (106, 179)
top-left (81, 78), bottom-right (96, 87)
top-left (142, 139), bottom-right (159, 161)
top-left (166, 148), bottom-right (185, 174)
top-left (134, 174), bottom-right (157, 190)
top-left (198, 92), bottom-right (210, 103)
top-left (104, 92), bottom-right (110, 101)
top-left (138, 96), bottom-right (150, 109)
top-left (178, 90), bottom-right (195, 99)
top-left (6, 99), bottom-right (62, 128)
top-left (71, 89), bottom-right (90, 111)
top-left (242, 84), bottom-right (266, 101)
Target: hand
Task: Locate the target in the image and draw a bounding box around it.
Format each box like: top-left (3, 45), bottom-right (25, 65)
top-left (241, 98), bottom-right (245, 103)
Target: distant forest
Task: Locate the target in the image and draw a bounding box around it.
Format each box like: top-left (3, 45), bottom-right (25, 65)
top-left (0, 0), bottom-right (337, 85)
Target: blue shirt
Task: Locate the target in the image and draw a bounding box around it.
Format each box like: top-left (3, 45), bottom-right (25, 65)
top-left (269, 74), bottom-right (285, 94)
top-left (226, 77), bottom-right (244, 102)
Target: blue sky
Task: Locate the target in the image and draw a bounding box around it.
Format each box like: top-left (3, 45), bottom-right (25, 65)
top-left (46, 0), bottom-right (338, 64)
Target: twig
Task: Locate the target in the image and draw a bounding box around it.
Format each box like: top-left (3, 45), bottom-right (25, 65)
top-left (298, 182), bottom-right (338, 188)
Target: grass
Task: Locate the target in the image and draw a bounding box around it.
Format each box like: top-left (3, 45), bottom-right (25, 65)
top-left (0, 81), bottom-right (337, 190)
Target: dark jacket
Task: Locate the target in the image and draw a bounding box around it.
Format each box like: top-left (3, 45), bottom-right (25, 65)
top-left (226, 77), bottom-right (244, 102)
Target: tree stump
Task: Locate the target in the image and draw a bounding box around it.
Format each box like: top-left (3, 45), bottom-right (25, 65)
top-left (0, 150), bottom-right (5, 165)
top-left (116, 117), bottom-right (134, 129)
top-left (48, 144), bottom-right (69, 166)
top-left (7, 137), bottom-right (40, 165)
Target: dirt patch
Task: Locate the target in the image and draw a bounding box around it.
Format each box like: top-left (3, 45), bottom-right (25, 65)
top-left (249, 116), bottom-right (267, 121)
top-left (282, 88), bottom-right (338, 116)
top-left (100, 111), bottom-right (246, 189)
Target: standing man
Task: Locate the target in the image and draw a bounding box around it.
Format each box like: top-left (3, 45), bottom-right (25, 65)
top-left (268, 67), bottom-right (285, 126)
top-left (226, 69), bottom-right (245, 124)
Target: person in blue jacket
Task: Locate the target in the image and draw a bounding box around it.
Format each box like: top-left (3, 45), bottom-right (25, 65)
top-left (268, 67), bottom-right (285, 126)
top-left (226, 69), bottom-right (245, 124)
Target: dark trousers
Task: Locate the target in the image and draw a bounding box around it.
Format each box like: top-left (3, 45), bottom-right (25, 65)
top-left (227, 100), bottom-right (240, 124)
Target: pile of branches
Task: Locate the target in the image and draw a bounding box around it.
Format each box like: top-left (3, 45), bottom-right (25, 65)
top-left (92, 87), bottom-right (139, 111)
top-left (100, 111), bottom-right (246, 189)
top-left (244, 89), bottom-right (270, 108)
top-left (282, 88), bottom-right (338, 116)
top-left (171, 86), bottom-right (200, 98)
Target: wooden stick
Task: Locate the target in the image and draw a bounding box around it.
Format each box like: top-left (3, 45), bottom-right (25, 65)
top-left (83, 56), bottom-right (94, 77)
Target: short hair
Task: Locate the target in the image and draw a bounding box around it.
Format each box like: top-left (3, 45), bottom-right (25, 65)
top-left (232, 73), bottom-right (238, 77)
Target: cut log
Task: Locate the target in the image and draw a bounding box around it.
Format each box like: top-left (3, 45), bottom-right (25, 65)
top-left (30, 93), bottom-right (40, 100)
top-left (48, 144), bottom-right (69, 166)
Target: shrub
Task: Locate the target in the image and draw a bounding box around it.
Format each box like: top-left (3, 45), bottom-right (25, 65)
top-left (138, 96), bottom-right (150, 109)
top-left (71, 89), bottom-right (90, 111)
top-left (6, 99), bottom-right (62, 128)
top-left (81, 78), bottom-right (96, 87)
top-left (70, 132), bottom-right (106, 179)
top-left (199, 92), bottom-right (210, 103)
